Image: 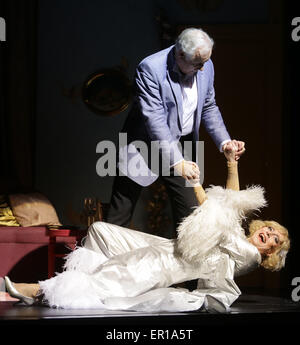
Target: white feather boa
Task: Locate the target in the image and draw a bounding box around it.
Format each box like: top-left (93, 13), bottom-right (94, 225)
top-left (176, 185), bottom-right (267, 264)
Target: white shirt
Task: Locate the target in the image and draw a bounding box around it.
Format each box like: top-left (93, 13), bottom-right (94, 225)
top-left (180, 75), bottom-right (198, 136)
top-left (178, 74), bottom-right (229, 150)
top-left (171, 65), bottom-right (230, 167)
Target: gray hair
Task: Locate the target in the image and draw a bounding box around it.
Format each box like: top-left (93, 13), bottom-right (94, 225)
top-left (175, 28), bottom-right (214, 61)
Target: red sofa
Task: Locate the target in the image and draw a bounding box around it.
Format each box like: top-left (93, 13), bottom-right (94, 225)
top-left (0, 226), bottom-right (76, 282)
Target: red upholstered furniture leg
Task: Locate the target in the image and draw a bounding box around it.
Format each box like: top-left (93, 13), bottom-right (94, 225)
top-left (47, 228), bottom-right (87, 278)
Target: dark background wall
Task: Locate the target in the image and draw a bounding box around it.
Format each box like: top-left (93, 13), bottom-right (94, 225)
top-left (1, 0), bottom-right (299, 297)
top-left (34, 0), bottom-right (270, 228)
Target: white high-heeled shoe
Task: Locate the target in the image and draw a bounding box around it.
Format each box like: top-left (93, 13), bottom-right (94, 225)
top-left (4, 276), bottom-right (35, 305)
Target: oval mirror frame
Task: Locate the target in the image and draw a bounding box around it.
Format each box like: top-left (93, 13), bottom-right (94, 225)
top-left (82, 68), bottom-right (132, 116)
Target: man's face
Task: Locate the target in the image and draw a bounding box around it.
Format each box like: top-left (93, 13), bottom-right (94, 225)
top-left (175, 49), bottom-right (211, 76)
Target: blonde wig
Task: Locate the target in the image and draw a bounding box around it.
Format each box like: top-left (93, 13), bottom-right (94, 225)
top-left (248, 220), bottom-right (290, 271)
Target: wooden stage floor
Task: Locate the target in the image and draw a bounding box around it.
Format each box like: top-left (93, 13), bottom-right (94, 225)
top-left (1, 294), bottom-right (299, 324)
top-left (1, 277), bottom-right (300, 341)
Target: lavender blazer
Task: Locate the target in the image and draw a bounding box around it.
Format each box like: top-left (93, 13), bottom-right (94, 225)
top-left (119, 45), bottom-right (231, 186)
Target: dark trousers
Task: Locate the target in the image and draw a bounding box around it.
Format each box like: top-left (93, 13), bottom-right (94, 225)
top-left (106, 134), bottom-right (198, 238)
top-left (106, 169), bottom-right (198, 234)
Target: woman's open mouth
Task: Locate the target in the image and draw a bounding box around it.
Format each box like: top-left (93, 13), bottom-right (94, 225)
top-left (259, 233), bottom-right (266, 243)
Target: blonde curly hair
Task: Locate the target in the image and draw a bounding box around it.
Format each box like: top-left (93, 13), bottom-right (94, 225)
top-left (248, 220), bottom-right (290, 272)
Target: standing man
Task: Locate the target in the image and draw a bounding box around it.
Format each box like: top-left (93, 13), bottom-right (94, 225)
top-left (106, 28), bottom-right (245, 233)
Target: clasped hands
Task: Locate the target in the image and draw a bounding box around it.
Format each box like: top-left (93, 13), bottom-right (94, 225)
top-left (173, 160), bottom-right (200, 181)
top-left (173, 139), bottom-right (245, 183)
top-left (223, 140), bottom-right (245, 162)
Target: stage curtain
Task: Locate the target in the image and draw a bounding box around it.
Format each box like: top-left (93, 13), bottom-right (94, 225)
top-left (0, 0), bottom-right (38, 193)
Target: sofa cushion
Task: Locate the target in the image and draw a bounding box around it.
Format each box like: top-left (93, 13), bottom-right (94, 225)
top-left (8, 192), bottom-right (62, 227)
top-left (0, 195), bottom-right (20, 226)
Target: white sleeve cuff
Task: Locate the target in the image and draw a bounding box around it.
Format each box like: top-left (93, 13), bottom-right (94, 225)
top-left (219, 139), bottom-right (231, 152)
top-left (170, 158), bottom-right (184, 168)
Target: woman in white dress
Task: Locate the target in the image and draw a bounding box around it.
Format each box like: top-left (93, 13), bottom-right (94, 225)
top-left (5, 144), bottom-right (290, 312)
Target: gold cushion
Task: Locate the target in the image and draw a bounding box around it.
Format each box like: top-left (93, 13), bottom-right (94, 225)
top-left (0, 195), bottom-right (20, 226)
top-left (8, 193), bottom-right (62, 227)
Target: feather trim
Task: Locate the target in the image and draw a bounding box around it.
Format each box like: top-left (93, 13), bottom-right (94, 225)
top-left (176, 185), bottom-right (267, 264)
top-left (63, 247), bottom-right (106, 274)
top-left (39, 271), bottom-right (105, 309)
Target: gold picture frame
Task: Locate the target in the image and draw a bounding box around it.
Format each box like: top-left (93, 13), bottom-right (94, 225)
top-left (82, 68), bottom-right (132, 117)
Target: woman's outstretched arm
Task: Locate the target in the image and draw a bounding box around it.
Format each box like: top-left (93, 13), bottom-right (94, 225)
top-left (224, 141), bottom-right (240, 191)
top-left (193, 141), bottom-right (241, 205)
top-left (193, 184), bottom-right (207, 205)
top-left (193, 160), bottom-right (239, 205)
top-left (226, 161), bottom-right (239, 191)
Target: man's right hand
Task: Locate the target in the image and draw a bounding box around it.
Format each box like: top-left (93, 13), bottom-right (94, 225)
top-left (173, 160), bottom-right (200, 181)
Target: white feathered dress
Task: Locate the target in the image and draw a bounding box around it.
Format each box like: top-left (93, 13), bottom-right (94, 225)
top-left (39, 186), bottom-right (266, 313)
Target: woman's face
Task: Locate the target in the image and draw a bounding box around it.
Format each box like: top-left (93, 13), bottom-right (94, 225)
top-left (248, 226), bottom-right (284, 256)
